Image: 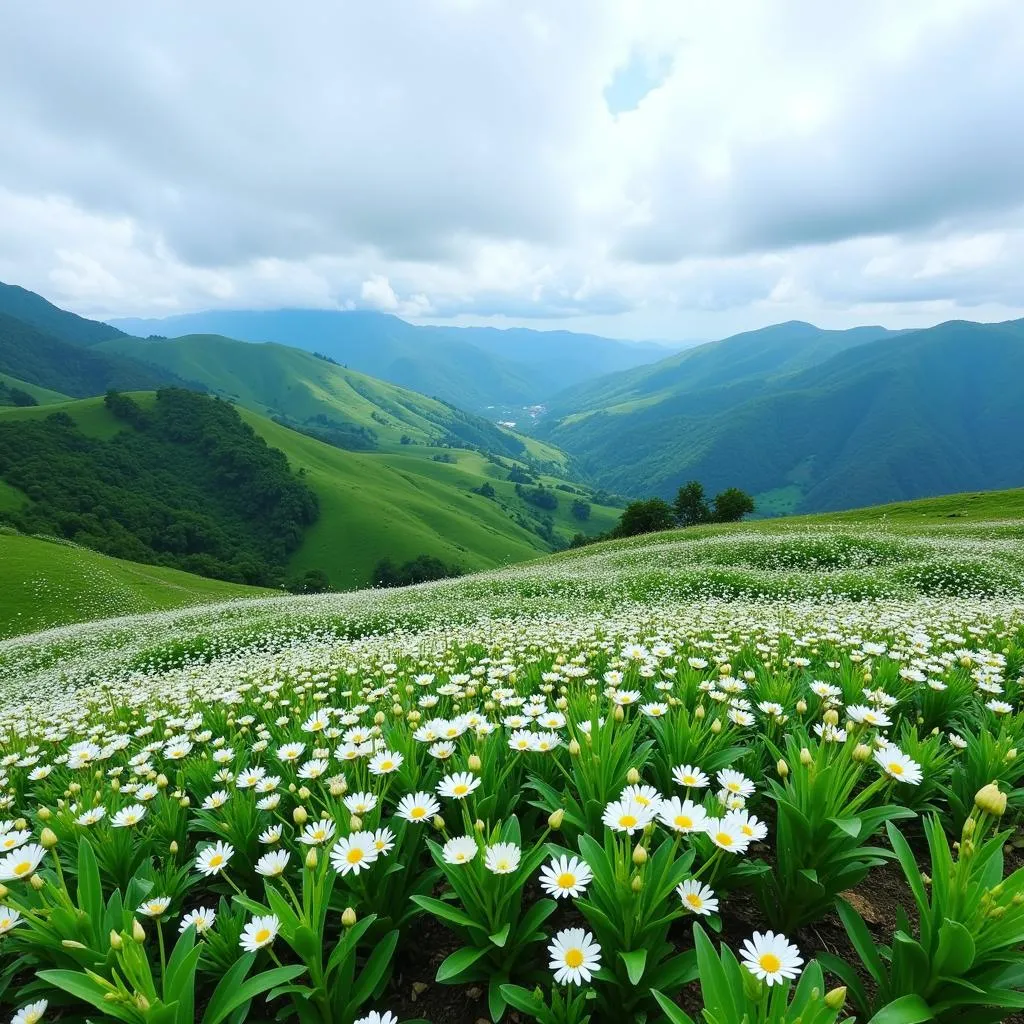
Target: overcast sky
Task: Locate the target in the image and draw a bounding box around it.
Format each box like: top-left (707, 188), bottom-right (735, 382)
top-left (2, 0), bottom-right (1023, 340)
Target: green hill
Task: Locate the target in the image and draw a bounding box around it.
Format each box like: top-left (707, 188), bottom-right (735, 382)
top-left (537, 318), bottom-right (1024, 513)
top-left (0, 280), bottom-right (127, 347)
top-left (0, 530), bottom-right (268, 638)
top-left (0, 373), bottom-right (68, 405)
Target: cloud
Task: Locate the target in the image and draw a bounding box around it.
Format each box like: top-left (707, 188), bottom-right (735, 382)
top-left (0, 0), bottom-right (1023, 337)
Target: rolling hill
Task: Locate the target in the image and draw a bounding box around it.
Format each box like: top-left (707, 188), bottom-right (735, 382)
top-left (536, 318), bottom-right (1024, 514)
top-left (109, 307), bottom-right (673, 411)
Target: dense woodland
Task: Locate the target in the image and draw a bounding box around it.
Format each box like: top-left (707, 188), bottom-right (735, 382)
top-left (0, 389), bottom-right (319, 585)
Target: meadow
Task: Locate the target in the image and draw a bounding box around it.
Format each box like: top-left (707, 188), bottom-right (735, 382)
top-left (1, 512), bottom-right (1023, 1023)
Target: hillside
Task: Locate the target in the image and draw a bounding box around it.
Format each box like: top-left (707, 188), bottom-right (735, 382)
top-left (0, 372), bottom-right (69, 405)
top-left (537, 318), bottom-right (1024, 513)
top-left (0, 530), bottom-right (268, 637)
top-left (0, 395), bottom-right (620, 594)
top-left (0, 280), bottom-right (127, 347)
top-left (95, 332), bottom-right (529, 458)
top-left (109, 307), bottom-right (672, 411)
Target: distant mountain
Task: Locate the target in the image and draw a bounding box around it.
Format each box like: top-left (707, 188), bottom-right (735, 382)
top-left (108, 308), bottom-right (674, 410)
top-left (536, 319), bottom-right (1024, 514)
top-left (0, 313), bottom-right (188, 397)
top-left (97, 333), bottom-right (530, 459)
top-left (0, 281), bottom-right (126, 347)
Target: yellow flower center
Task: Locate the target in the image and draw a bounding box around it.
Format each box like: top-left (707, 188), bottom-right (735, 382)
top-left (209, 855), bottom-right (223, 868)
top-left (497, 859), bottom-right (510, 870)
top-left (727, 782), bottom-right (740, 792)
top-left (410, 807), bottom-right (425, 818)
top-left (685, 893), bottom-right (703, 909)
top-left (380, 760), bottom-right (393, 770)
top-left (683, 776), bottom-right (696, 785)
top-left (254, 928), bottom-right (271, 944)
top-left (13, 861), bottom-right (31, 876)
top-left (619, 814), bottom-right (637, 828)
top-left (741, 824), bottom-right (753, 836)
top-left (758, 952), bottom-right (782, 973)
top-left (347, 848), bottom-right (364, 864)
top-left (715, 832), bottom-right (733, 846)
top-left (675, 815), bottom-right (693, 829)
top-left (454, 784), bottom-right (468, 795)
top-left (888, 762), bottom-right (904, 775)
top-left (635, 795), bottom-right (651, 806)
top-left (564, 948), bottom-right (585, 969)
top-left (557, 872), bottom-right (577, 889)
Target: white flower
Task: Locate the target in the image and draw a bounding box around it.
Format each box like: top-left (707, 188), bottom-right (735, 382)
top-left (179, 906), bottom-right (216, 934)
top-left (368, 750), bottom-right (403, 775)
top-left (601, 797), bottom-right (654, 835)
top-left (442, 836), bottom-right (478, 864)
top-left (330, 832), bottom-right (380, 875)
top-left (704, 818), bottom-right (751, 854)
top-left (437, 772), bottom-right (482, 800)
top-left (716, 769), bottom-right (755, 798)
top-left (240, 914), bottom-right (280, 951)
top-left (874, 745), bottom-right (923, 785)
top-left (256, 850), bottom-right (291, 877)
top-left (343, 791), bottom-right (378, 815)
top-left (202, 790), bottom-right (230, 810)
top-left (657, 797), bottom-right (708, 834)
top-left (548, 928), bottom-right (601, 985)
top-left (0, 830), bottom-right (31, 852)
top-left (112, 804), bottom-right (147, 828)
top-left (672, 764), bottom-right (709, 788)
top-left (740, 931), bottom-right (804, 986)
top-left (195, 841), bottom-right (234, 876)
top-left (619, 784), bottom-right (662, 809)
top-left (395, 791), bottom-right (440, 823)
top-left (11, 999), bottom-right (47, 1024)
top-left (300, 819), bottom-right (338, 846)
top-left (484, 842), bottom-right (521, 874)
top-left (259, 825), bottom-right (283, 844)
top-left (0, 844), bottom-right (46, 881)
top-left (677, 879), bottom-right (718, 916)
top-left (0, 905), bottom-right (22, 934)
top-left (76, 807), bottom-right (106, 826)
top-left (539, 855), bottom-right (592, 898)
top-left (353, 1010), bottom-right (399, 1024)
top-left (724, 809), bottom-right (768, 843)
top-left (137, 897), bottom-right (171, 917)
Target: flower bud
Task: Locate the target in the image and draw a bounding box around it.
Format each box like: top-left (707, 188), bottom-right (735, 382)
top-left (30, 874), bottom-right (45, 891)
top-left (548, 808), bottom-right (565, 830)
top-left (135, 995), bottom-right (151, 1012)
top-left (776, 759), bottom-right (789, 778)
top-left (40, 828), bottom-right (58, 849)
top-left (631, 875), bottom-right (642, 893)
top-left (349, 814), bottom-right (363, 831)
top-left (62, 939), bottom-right (88, 949)
top-left (293, 806), bottom-right (308, 825)
top-left (468, 754), bottom-right (482, 772)
top-left (179, 796), bottom-right (189, 808)
top-left (432, 815), bottom-right (445, 831)
top-left (568, 739), bottom-right (581, 757)
top-left (627, 768), bottom-right (640, 785)
top-left (800, 747), bottom-right (812, 766)
top-left (14, 819), bottom-right (26, 831)
top-left (1008, 749), bottom-right (1019, 761)
top-left (976, 783), bottom-right (1008, 816)
top-left (632, 844), bottom-right (648, 866)
top-left (852, 744), bottom-right (871, 762)
top-left (156, 774), bottom-right (168, 789)
top-left (824, 987), bottom-right (847, 1010)
top-left (613, 705), bottom-right (624, 722)
top-left (823, 709), bottom-right (839, 727)
top-left (710, 719), bottom-right (722, 734)
top-left (0, 884), bottom-right (7, 900)
top-left (962, 816), bottom-right (976, 839)
top-left (305, 847), bottom-right (318, 870)
top-left (796, 699), bottom-right (808, 714)
top-left (132, 919), bottom-right (146, 943)
top-left (330, 780), bottom-right (345, 796)
top-left (342, 906), bottom-right (357, 927)
top-left (694, 705), bottom-right (706, 719)
top-left (38, 808), bottom-right (51, 821)
top-left (298, 786), bottom-right (311, 801)
top-left (170, 840), bottom-right (179, 855)
top-left (374, 711), bottom-right (385, 726)
top-left (475, 819), bottom-right (485, 833)
top-left (110, 929), bottom-right (123, 950)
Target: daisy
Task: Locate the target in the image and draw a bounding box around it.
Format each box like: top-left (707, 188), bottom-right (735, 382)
top-left (740, 931), bottom-right (804, 986)
top-left (438, 772), bottom-right (482, 800)
top-left (724, 809), bottom-right (768, 843)
top-left (354, 1013), bottom-right (399, 1024)
top-left (539, 855), bottom-right (592, 899)
top-left (11, 1000), bottom-right (47, 1024)
top-left (443, 836), bottom-right (478, 864)
top-left (330, 832), bottom-right (380, 875)
top-left (372, 827), bottom-right (396, 854)
top-left (259, 825), bottom-right (283, 844)
top-left (368, 750), bottom-right (403, 776)
top-left (672, 764), bottom-right (709, 789)
top-left (0, 830), bottom-right (31, 852)
top-left (112, 804), bottom-right (147, 828)
top-left (276, 743), bottom-right (306, 763)
top-left (256, 850), bottom-right (290, 877)
top-left (0, 844), bottom-right (46, 881)
top-left (484, 842), bottom-right (521, 874)
top-left (240, 914), bottom-right (280, 952)
top-left (703, 818), bottom-right (751, 854)
top-left (344, 792), bottom-right (378, 815)
top-left (677, 879), bottom-right (718, 916)
top-left (0, 905), bottom-right (22, 934)
top-left (657, 797), bottom-right (708, 834)
top-left (202, 790), bottom-right (230, 810)
top-left (601, 797), bottom-right (655, 835)
top-left (548, 928), bottom-right (601, 985)
top-left (620, 784), bottom-right (663, 809)
top-left (300, 819), bottom-right (338, 846)
top-left (195, 841), bottom-right (234, 876)
top-left (179, 906), bottom-right (216, 934)
top-left (874, 745), bottom-right (923, 785)
top-left (76, 807), bottom-right (106, 826)
top-left (395, 791), bottom-right (441, 823)
top-left (716, 769), bottom-right (755, 798)
top-left (137, 896), bottom-right (171, 917)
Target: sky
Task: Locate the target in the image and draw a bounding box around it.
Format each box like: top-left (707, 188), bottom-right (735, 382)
top-left (1, 0), bottom-right (1023, 341)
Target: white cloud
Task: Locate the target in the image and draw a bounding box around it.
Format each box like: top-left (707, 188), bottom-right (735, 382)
top-left (0, 0), bottom-right (1022, 337)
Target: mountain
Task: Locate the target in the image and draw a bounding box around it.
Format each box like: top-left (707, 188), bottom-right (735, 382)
top-left (95, 333), bottom-right (528, 459)
top-left (0, 313), bottom-right (189, 397)
top-left (0, 281), bottom-right (126, 347)
top-left (108, 308), bottom-right (673, 410)
top-left (536, 319), bottom-right (1024, 514)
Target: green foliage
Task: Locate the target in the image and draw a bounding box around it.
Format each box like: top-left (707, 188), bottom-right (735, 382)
top-left (571, 499), bottom-right (591, 520)
top-left (712, 487), bottom-right (755, 523)
top-left (674, 480), bottom-right (711, 527)
top-left (0, 380), bottom-right (37, 407)
top-left (614, 497), bottom-right (676, 537)
top-left (0, 389), bottom-right (318, 586)
top-left (373, 554), bottom-right (463, 588)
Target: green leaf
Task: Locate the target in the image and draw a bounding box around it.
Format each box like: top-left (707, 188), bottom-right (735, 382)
top-left (866, 994), bottom-right (934, 1024)
top-left (410, 894), bottom-right (486, 934)
top-left (38, 971), bottom-right (136, 1023)
top-left (488, 972), bottom-right (509, 1023)
top-left (835, 897), bottom-right (884, 984)
top-left (489, 922), bottom-right (511, 947)
top-left (349, 929), bottom-right (399, 1009)
top-left (203, 963), bottom-right (306, 1024)
top-left (619, 947), bottom-right (647, 985)
top-left (436, 945), bottom-right (490, 984)
top-left (652, 990), bottom-right (697, 1024)
top-left (934, 919), bottom-right (975, 976)
top-left (75, 840), bottom-right (103, 930)
top-left (500, 984), bottom-right (547, 1018)
top-left (829, 816), bottom-right (863, 838)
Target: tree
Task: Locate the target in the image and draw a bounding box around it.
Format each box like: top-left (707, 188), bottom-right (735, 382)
top-left (571, 499), bottom-right (591, 521)
top-left (674, 480), bottom-right (711, 527)
top-left (286, 568), bottom-right (331, 593)
top-left (614, 498), bottom-right (676, 537)
top-left (712, 487), bottom-right (755, 523)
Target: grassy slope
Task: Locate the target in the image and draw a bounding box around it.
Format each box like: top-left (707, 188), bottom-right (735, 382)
top-left (0, 373), bottom-right (69, 405)
top-left (801, 487), bottom-right (1024, 524)
top-left (0, 531), bottom-right (268, 638)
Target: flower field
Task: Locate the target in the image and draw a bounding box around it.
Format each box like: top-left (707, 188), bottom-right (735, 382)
top-left (1, 521), bottom-right (1023, 1023)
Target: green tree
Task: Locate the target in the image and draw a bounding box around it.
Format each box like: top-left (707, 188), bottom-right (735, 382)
top-left (673, 480), bottom-right (711, 526)
top-left (614, 498), bottom-right (676, 537)
top-left (712, 487), bottom-right (755, 523)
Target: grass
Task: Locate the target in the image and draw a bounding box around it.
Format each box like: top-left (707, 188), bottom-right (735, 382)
top-left (0, 530), bottom-right (268, 638)
top-left (0, 372), bottom-right (69, 405)
top-left (802, 487), bottom-right (1024, 523)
